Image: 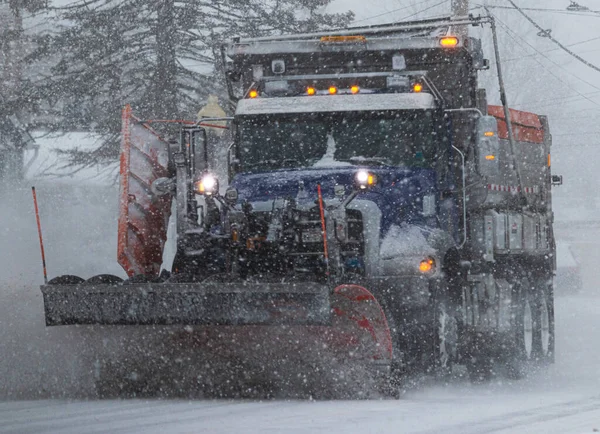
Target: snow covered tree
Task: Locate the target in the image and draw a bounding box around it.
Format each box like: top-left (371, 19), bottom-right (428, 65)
top-left (22, 0), bottom-right (354, 165)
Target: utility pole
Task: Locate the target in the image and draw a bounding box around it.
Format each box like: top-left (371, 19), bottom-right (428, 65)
top-left (451, 0), bottom-right (469, 37)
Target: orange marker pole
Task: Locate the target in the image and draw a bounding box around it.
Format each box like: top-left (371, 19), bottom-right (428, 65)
top-left (317, 184), bottom-right (329, 276)
top-left (32, 187), bottom-right (48, 284)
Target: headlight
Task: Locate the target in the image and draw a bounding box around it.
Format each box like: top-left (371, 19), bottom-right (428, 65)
top-left (195, 173), bottom-right (219, 196)
top-left (419, 257), bottom-right (436, 274)
top-left (355, 170), bottom-right (377, 190)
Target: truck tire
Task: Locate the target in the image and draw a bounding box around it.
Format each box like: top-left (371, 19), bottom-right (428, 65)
top-left (47, 275), bottom-right (85, 285)
top-left (85, 274), bottom-right (124, 285)
top-left (431, 283), bottom-right (458, 380)
top-left (506, 275), bottom-right (536, 379)
top-left (376, 305), bottom-right (403, 399)
top-left (532, 276), bottom-right (555, 365)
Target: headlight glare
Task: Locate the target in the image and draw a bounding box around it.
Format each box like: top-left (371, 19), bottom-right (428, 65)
top-left (195, 173), bottom-right (219, 196)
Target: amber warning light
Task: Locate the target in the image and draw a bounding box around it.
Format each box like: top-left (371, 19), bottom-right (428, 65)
top-left (419, 257), bottom-right (436, 273)
top-left (320, 35), bottom-right (366, 43)
top-left (440, 36), bottom-right (459, 47)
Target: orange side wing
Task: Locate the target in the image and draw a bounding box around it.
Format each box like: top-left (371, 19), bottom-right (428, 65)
top-left (118, 105), bottom-right (173, 277)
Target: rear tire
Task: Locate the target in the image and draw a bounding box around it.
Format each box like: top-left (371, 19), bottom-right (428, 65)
top-left (432, 283), bottom-right (458, 380)
top-left (85, 274), bottom-right (123, 285)
top-left (506, 275), bottom-right (535, 379)
top-left (47, 275), bottom-right (85, 285)
top-left (531, 276), bottom-right (555, 365)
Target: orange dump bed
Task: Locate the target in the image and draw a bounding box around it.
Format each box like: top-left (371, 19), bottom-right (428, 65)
top-left (488, 105), bottom-right (545, 144)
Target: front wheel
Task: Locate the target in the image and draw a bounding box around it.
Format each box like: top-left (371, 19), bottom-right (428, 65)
top-left (433, 292), bottom-right (458, 379)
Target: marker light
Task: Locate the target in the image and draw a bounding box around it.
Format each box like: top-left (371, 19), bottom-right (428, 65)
top-left (249, 89), bottom-right (258, 98)
top-left (350, 85), bottom-right (360, 94)
top-left (485, 155), bottom-right (496, 161)
top-left (329, 86), bottom-right (338, 95)
top-left (355, 170), bottom-right (377, 190)
top-left (484, 131), bottom-right (495, 137)
top-left (320, 35), bottom-right (366, 43)
top-left (307, 87), bottom-right (316, 96)
top-left (413, 83), bottom-right (423, 93)
top-left (440, 36), bottom-right (459, 47)
top-left (195, 173), bottom-right (219, 196)
top-left (419, 257), bottom-right (436, 273)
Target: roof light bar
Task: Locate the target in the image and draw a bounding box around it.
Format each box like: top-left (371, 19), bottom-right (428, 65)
top-left (320, 35), bottom-right (366, 43)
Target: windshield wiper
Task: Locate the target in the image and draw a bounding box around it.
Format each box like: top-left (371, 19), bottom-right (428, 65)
top-left (346, 156), bottom-right (392, 166)
top-left (243, 159), bottom-right (302, 171)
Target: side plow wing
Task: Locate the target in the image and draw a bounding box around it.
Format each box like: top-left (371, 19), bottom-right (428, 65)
top-left (118, 105), bottom-right (172, 277)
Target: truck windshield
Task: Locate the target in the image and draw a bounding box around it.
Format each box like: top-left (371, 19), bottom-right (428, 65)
top-left (237, 110), bottom-right (447, 172)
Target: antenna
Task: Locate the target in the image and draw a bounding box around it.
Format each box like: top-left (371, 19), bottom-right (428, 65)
top-left (31, 187), bottom-right (48, 285)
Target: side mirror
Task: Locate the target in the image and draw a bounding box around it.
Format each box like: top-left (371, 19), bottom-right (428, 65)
top-left (552, 175), bottom-right (563, 186)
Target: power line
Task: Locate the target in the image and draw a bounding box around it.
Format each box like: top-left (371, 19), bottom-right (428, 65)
top-left (481, 4), bottom-right (600, 18)
top-left (351, 0), bottom-right (441, 25)
top-left (398, 0), bottom-right (449, 21)
top-left (554, 132), bottom-right (600, 136)
top-left (491, 13), bottom-right (600, 111)
top-left (492, 11), bottom-right (600, 93)
top-left (505, 0), bottom-right (600, 75)
top-left (514, 91), bottom-right (600, 109)
top-left (503, 36), bottom-right (600, 62)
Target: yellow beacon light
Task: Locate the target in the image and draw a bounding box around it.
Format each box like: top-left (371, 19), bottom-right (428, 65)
top-left (249, 89), bottom-right (258, 98)
top-left (350, 85), bottom-right (360, 94)
top-left (307, 87), bottom-right (316, 96)
top-left (329, 86), bottom-right (338, 95)
top-left (413, 83), bottom-right (423, 93)
top-left (440, 36), bottom-right (459, 47)
top-left (484, 131), bottom-right (495, 137)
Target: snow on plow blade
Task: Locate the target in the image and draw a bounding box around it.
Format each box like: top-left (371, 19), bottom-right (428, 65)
top-left (41, 282), bottom-right (331, 327)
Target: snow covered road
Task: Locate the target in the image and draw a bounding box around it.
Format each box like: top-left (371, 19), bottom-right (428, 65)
top-left (2, 295), bottom-right (600, 434)
top-left (2, 185), bottom-right (600, 433)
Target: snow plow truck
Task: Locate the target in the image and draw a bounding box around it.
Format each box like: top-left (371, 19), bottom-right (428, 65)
top-left (40, 15), bottom-right (559, 394)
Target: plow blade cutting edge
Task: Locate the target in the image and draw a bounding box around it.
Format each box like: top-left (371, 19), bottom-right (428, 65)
top-left (41, 282), bottom-right (392, 366)
top-left (41, 282), bottom-right (330, 326)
